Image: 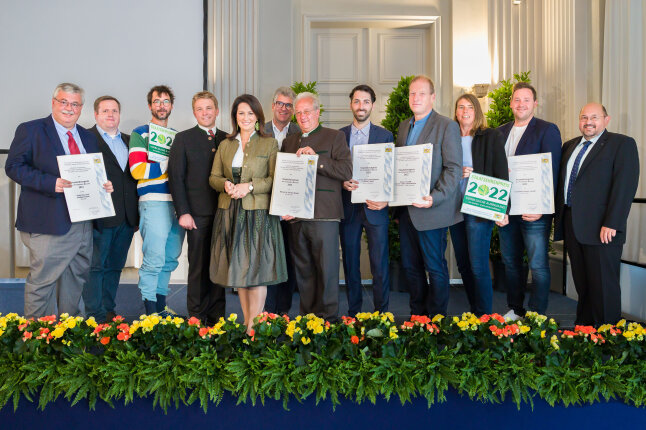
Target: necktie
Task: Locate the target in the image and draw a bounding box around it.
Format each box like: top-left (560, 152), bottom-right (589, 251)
top-left (208, 129), bottom-right (215, 139)
top-left (566, 141), bottom-right (592, 206)
top-left (67, 131), bottom-right (80, 155)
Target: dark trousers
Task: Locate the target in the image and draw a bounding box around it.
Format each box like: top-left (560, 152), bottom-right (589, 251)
top-left (340, 207), bottom-right (390, 316)
top-left (83, 223), bottom-right (135, 321)
top-left (187, 215), bottom-right (226, 324)
top-left (398, 210), bottom-right (449, 316)
top-left (265, 221), bottom-right (296, 314)
top-left (564, 208), bottom-right (622, 325)
top-left (289, 221), bottom-right (340, 322)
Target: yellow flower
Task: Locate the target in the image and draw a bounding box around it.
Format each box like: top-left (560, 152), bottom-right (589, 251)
top-left (432, 314), bottom-right (444, 323)
top-left (51, 326), bottom-right (66, 339)
top-left (389, 326), bottom-right (399, 339)
top-left (383, 312), bottom-right (395, 323)
top-left (617, 319), bottom-right (626, 328)
top-left (452, 316), bottom-right (459, 323)
top-left (623, 330), bottom-right (635, 341)
top-left (60, 313), bottom-right (70, 319)
top-left (520, 325), bottom-right (530, 334)
top-left (285, 321), bottom-right (296, 339)
top-left (598, 324), bottom-right (613, 333)
top-left (301, 336), bottom-right (311, 345)
top-left (86, 317), bottom-right (98, 328)
top-left (228, 313), bottom-right (238, 322)
top-left (457, 320), bottom-right (468, 330)
top-left (540, 330), bottom-right (546, 338)
top-left (550, 335), bottom-right (560, 350)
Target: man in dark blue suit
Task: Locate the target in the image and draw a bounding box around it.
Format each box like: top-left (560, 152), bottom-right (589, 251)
top-left (340, 85), bottom-right (394, 315)
top-left (497, 82), bottom-right (562, 319)
top-left (6, 83), bottom-right (112, 318)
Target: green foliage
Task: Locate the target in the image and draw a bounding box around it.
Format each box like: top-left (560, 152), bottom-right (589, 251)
top-left (485, 71), bottom-right (531, 128)
top-left (381, 75), bottom-right (414, 140)
top-left (290, 81), bottom-right (324, 123)
top-left (0, 312), bottom-right (644, 413)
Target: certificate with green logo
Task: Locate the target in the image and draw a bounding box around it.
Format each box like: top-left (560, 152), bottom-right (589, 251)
top-left (460, 173), bottom-right (511, 221)
top-left (147, 123), bottom-right (177, 162)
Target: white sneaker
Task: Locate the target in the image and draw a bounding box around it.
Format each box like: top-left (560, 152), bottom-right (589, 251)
top-left (503, 309), bottom-right (523, 322)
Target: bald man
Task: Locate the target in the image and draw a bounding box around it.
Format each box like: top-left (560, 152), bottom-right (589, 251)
top-left (554, 103), bottom-right (639, 326)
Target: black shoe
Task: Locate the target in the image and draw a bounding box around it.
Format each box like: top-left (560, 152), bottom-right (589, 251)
top-left (144, 300), bottom-right (157, 315)
top-left (156, 294), bottom-right (167, 313)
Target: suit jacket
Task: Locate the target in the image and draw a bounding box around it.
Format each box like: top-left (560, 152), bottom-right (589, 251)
top-left (209, 133), bottom-right (278, 210)
top-left (6, 115), bottom-right (99, 235)
top-left (89, 126), bottom-right (138, 230)
top-left (554, 130), bottom-right (639, 245)
top-left (497, 116), bottom-right (562, 189)
top-left (340, 122), bottom-right (393, 225)
top-left (264, 121), bottom-right (300, 139)
top-left (469, 127), bottom-right (510, 220)
top-left (282, 126), bottom-right (352, 219)
top-left (169, 125), bottom-right (227, 217)
top-left (395, 110), bottom-right (463, 231)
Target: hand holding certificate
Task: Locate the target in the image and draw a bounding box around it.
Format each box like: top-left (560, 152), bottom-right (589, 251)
top-left (389, 144), bottom-right (433, 206)
top-left (269, 152), bottom-right (319, 219)
top-left (350, 143), bottom-right (394, 204)
top-left (57, 153), bottom-right (116, 222)
top-left (508, 152), bottom-right (554, 215)
top-left (460, 173), bottom-right (512, 221)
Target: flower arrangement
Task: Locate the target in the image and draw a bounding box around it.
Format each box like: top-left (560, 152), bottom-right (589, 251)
top-left (1, 311), bottom-right (645, 412)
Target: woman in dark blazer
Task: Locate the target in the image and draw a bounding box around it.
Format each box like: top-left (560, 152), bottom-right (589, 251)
top-left (209, 94), bottom-right (287, 334)
top-left (449, 93), bottom-right (509, 315)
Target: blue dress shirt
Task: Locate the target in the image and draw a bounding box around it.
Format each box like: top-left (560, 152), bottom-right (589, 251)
top-left (53, 118), bottom-right (87, 155)
top-left (405, 110), bottom-right (432, 146)
top-left (97, 125), bottom-right (129, 170)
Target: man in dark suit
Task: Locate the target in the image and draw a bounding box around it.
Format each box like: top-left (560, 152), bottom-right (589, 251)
top-left (340, 84), bottom-right (394, 316)
top-left (282, 92), bottom-right (353, 322)
top-left (263, 87), bottom-right (300, 315)
top-left (168, 91), bottom-right (227, 325)
top-left (395, 75), bottom-right (462, 317)
top-left (6, 83), bottom-right (112, 318)
top-left (497, 82), bottom-right (562, 320)
top-left (83, 96), bottom-right (139, 323)
top-left (554, 103), bottom-right (639, 325)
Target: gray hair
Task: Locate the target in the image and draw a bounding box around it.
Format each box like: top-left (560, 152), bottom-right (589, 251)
top-left (273, 86), bottom-right (296, 103)
top-left (53, 82), bottom-right (85, 104)
top-left (294, 92), bottom-right (320, 111)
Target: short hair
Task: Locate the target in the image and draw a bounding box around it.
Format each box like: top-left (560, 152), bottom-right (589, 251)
top-left (294, 92), bottom-right (320, 111)
top-left (453, 93), bottom-right (486, 135)
top-left (228, 94), bottom-right (268, 138)
top-left (349, 85), bottom-right (376, 103)
top-left (511, 82), bottom-right (537, 101)
top-left (147, 85), bottom-right (175, 105)
top-left (53, 83), bottom-right (84, 104)
top-left (410, 75), bottom-right (435, 95)
top-left (272, 86), bottom-right (296, 103)
top-left (93, 96), bottom-right (121, 113)
top-left (191, 91), bottom-right (218, 110)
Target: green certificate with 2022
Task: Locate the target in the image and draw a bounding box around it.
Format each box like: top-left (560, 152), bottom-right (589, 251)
top-left (460, 173), bottom-right (511, 222)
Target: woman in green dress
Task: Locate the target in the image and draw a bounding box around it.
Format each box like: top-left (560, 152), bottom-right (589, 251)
top-left (209, 94), bottom-right (287, 334)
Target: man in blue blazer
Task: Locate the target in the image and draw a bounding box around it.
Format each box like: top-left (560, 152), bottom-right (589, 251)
top-left (6, 83), bottom-right (111, 318)
top-left (497, 82), bottom-right (562, 319)
top-left (340, 85), bottom-right (394, 316)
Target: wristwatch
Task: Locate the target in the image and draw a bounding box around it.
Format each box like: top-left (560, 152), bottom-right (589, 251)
top-left (248, 182), bottom-right (254, 192)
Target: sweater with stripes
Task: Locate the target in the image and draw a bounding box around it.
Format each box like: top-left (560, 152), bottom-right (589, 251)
top-left (128, 124), bottom-right (172, 201)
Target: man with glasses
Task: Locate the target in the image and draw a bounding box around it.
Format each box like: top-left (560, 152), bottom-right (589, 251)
top-left (282, 92), bottom-right (352, 322)
top-left (263, 87), bottom-right (300, 315)
top-left (129, 85), bottom-right (185, 317)
top-left (6, 82), bottom-right (113, 318)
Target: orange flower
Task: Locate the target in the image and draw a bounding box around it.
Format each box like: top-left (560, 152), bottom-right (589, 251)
top-left (100, 336), bottom-right (110, 345)
top-left (38, 315), bottom-right (57, 324)
top-left (575, 325), bottom-right (596, 335)
top-left (410, 315), bottom-right (431, 324)
top-left (113, 315), bottom-right (124, 322)
top-left (117, 332), bottom-right (130, 341)
top-left (491, 314), bottom-right (505, 324)
top-left (188, 317), bottom-right (201, 326)
top-left (23, 331), bottom-right (33, 340)
top-left (480, 314), bottom-right (491, 323)
top-left (350, 335), bottom-right (359, 344)
top-left (198, 327), bottom-right (209, 337)
top-left (342, 316), bottom-right (356, 325)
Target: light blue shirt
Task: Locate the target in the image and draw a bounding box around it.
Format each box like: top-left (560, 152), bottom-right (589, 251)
top-left (459, 135), bottom-right (474, 194)
top-left (52, 118), bottom-right (86, 155)
top-left (349, 122), bottom-right (370, 154)
top-left (405, 110), bottom-right (432, 146)
top-left (563, 130), bottom-right (604, 198)
top-left (96, 125), bottom-right (128, 170)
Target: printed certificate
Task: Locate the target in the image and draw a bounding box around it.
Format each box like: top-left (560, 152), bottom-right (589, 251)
top-left (147, 123), bottom-right (177, 162)
top-left (351, 142), bottom-right (395, 203)
top-left (508, 152), bottom-right (555, 215)
top-left (460, 172), bottom-right (512, 221)
top-left (57, 153), bottom-right (115, 222)
top-left (269, 153), bottom-right (318, 219)
top-left (389, 144), bottom-right (433, 206)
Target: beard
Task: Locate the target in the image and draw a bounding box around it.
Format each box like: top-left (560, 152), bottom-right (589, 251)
top-left (353, 110), bottom-right (370, 122)
top-left (152, 109), bottom-right (171, 121)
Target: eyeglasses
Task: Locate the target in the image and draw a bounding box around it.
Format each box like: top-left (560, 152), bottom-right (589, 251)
top-left (152, 99), bottom-right (172, 106)
top-left (295, 109), bottom-right (316, 117)
top-left (274, 101), bottom-right (293, 109)
top-left (54, 98), bottom-right (83, 110)
top-left (579, 115), bottom-right (604, 121)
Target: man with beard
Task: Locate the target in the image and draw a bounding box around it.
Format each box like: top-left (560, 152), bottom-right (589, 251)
top-left (129, 85), bottom-right (185, 316)
top-left (339, 85), bottom-right (393, 316)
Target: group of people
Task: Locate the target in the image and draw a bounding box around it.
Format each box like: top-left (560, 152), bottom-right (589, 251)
top-left (6, 75), bottom-right (639, 331)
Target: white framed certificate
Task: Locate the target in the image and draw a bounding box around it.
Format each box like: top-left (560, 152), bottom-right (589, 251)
top-left (147, 123), bottom-right (177, 162)
top-left (460, 173), bottom-right (512, 221)
top-left (351, 142), bottom-right (394, 203)
top-left (57, 153), bottom-right (116, 222)
top-left (389, 144), bottom-right (433, 207)
top-left (508, 152), bottom-right (555, 215)
top-left (269, 153), bottom-right (319, 219)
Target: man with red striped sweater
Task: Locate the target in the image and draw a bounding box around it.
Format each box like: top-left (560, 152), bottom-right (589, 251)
top-left (129, 85), bottom-right (185, 316)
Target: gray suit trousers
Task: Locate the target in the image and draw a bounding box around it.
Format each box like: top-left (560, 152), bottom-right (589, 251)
top-left (20, 221), bottom-right (93, 318)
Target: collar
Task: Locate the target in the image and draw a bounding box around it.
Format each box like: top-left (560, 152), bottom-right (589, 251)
top-left (198, 124), bottom-right (217, 135)
top-left (351, 122), bottom-right (370, 136)
top-left (302, 124), bottom-right (321, 137)
top-left (409, 110), bottom-right (433, 126)
top-left (579, 129), bottom-right (605, 145)
top-left (52, 117), bottom-right (78, 134)
top-left (234, 131), bottom-right (257, 142)
top-left (96, 124), bottom-right (121, 139)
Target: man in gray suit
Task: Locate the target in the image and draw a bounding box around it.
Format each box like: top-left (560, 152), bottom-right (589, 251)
top-left (264, 87), bottom-right (300, 314)
top-left (395, 75), bottom-right (462, 316)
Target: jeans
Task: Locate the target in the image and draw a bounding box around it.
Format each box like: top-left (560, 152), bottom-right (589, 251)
top-left (449, 214), bottom-right (494, 315)
top-left (399, 210), bottom-right (449, 316)
top-left (499, 214), bottom-right (552, 314)
top-left (82, 222), bottom-right (135, 321)
top-left (138, 201), bottom-right (185, 302)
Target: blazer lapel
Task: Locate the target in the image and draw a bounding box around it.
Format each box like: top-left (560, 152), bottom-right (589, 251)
top-left (44, 116), bottom-right (67, 156)
top-left (577, 131), bottom-right (608, 177)
top-left (415, 110), bottom-right (436, 146)
top-left (93, 126), bottom-right (120, 167)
